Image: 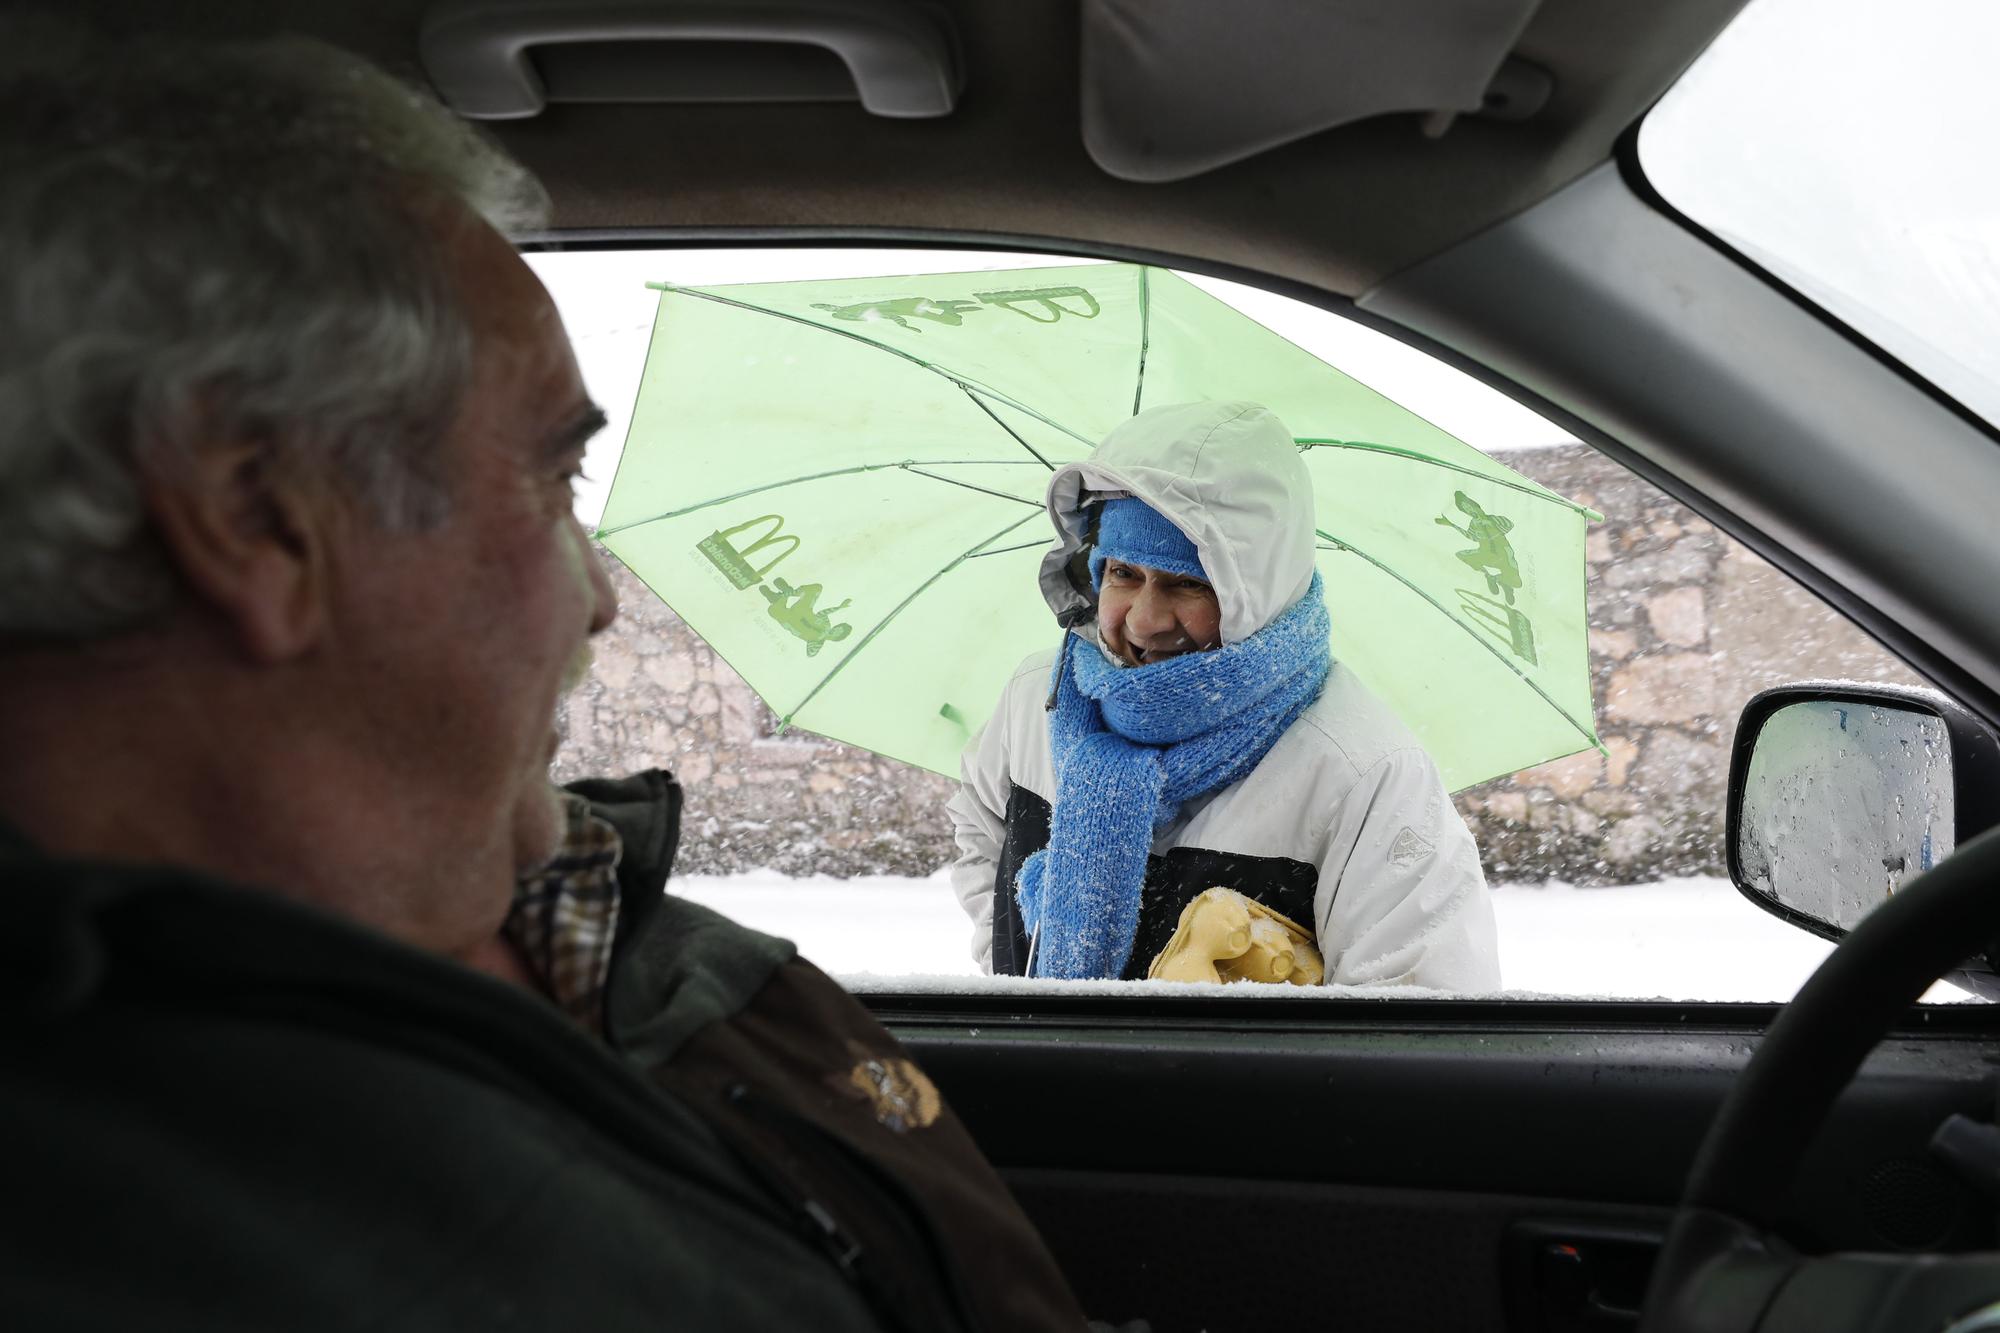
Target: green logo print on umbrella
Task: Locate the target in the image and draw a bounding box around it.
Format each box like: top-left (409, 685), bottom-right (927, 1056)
top-left (601, 261), bottom-right (1603, 786)
top-left (1437, 491), bottom-right (1537, 667)
top-left (696, 513), bottom-right (855, 657)
top-left (760, 578), bottom-right (854, 657)
top-left (810, 285), bottom-right (1101, 332)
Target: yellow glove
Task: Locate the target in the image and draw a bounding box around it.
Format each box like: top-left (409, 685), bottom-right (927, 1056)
top-left (1146, 887), bottom-right (1324, 987)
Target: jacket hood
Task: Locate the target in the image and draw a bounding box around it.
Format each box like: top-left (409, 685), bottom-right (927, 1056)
top-left (1038, 401), bottom-right (1317, 644)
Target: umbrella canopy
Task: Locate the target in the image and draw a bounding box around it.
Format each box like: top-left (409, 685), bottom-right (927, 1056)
top-left (596, 262), bottom-right (1602, 790)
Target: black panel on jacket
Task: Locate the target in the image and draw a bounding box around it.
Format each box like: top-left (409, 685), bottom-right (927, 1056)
top-left (989, 784), bottom-right (1319, 979)
top-left (990, 785), bottom-right (1048, 978)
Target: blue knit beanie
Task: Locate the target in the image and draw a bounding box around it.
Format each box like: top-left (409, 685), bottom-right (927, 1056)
top-left (1088, 496), bottom-right (1208, 589)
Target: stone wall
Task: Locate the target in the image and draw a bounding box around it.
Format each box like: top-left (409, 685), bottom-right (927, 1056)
top-left (1459, 446), bottom-right (1918, 882)
top-left (554, 444), bottom-right (1919, 882)
top-left (552, 566), bottom-right (959, 877)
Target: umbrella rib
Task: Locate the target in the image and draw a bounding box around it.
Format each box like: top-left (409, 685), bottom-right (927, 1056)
top-left (965, 539), bottom-right (1052, 559)
top-left (961, 389), bottom-right (1057, 469)
top-left (648, 283), bottom-right (1096, 455)
top-left (1131, 265), bottom-right (1152, 416)
top-left (594, 459), bottom-right (1043, 537)
top-left (1318, 528), bottom-right (1604, 754)
top-left (778, 512), bottom-right (1045, 727)
top-left (901, 466), bottom-right (1043, 507)
top-left (1296, 441), bottom-right (1605, 520)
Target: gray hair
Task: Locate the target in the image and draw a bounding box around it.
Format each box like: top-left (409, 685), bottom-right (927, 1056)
top-left (0, 29), bottom-right (552, 639)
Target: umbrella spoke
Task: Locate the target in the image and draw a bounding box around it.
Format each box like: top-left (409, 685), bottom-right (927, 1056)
top-left (965, 539), bottom-right (1052, 560)
top-left (960, 389), bottom-right (1059, 469)
top-left (595, 460), bottom-right (1046, 537)
top-left (1318, 528), bottom-right (1603, 754)
top-left (900, 466), bottom-right (1043, 507)
top-left (1297, 441), bottom-right (1604, 519)
top-left (776, 512), bottom-right (1046, 729)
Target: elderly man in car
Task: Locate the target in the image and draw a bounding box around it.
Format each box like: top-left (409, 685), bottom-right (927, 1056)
top-left (0, 33), bottom-right (1086, 1331)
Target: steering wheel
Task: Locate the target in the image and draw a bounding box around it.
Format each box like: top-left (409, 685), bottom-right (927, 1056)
top-left (1641, 823), bottom-right (2000, 1332)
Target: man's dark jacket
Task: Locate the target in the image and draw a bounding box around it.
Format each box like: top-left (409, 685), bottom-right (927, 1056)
top-left (0, 771), bottom-right (1084, 1331)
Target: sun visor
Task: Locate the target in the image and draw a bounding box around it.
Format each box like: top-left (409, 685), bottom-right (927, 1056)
top-left (1081, 0), bottom-right (1545, 182)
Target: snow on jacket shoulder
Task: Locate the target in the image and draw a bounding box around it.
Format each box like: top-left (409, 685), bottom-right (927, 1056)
top-left (948, 647), bottom-right (1501, 991)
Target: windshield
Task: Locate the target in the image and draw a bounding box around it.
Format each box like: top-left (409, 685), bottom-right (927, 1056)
top-left (1639, 0), bottom-right (2000, 431)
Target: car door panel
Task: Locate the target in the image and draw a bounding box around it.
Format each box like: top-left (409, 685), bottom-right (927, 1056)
top-left (1007, 1170), bottom-right (1667, 1333)
top-left (884, 1002), bottom-right (1999, 1331)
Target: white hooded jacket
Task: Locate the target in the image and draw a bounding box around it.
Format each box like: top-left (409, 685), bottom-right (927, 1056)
top-left (946, 401), bottom-right (1500, 990)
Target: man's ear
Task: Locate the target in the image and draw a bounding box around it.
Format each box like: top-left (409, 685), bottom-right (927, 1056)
top-left (144, 436), bottom-right (330, 662)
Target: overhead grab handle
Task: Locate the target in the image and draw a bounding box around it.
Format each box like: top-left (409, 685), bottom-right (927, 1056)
top-left (421, 0), bottom-right (962, 119)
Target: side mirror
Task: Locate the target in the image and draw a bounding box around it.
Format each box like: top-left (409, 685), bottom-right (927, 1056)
top-left (1727, 682), bottom-right (2000, 995)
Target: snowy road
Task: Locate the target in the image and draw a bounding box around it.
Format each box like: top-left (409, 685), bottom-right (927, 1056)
top-left (671, 872), bottom-right (1972, 1002)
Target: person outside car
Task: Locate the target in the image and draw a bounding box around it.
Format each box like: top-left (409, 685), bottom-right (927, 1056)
top-left (947, 400), bottom-right (1502, 988)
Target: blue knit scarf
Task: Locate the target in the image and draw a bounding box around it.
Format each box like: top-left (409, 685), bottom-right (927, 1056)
top-left (1016, 573), bottom-right (1331, 978)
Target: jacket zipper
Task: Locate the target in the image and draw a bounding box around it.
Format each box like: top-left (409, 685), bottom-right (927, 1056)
top-left (725, 1083), bottom-right (983, 1333)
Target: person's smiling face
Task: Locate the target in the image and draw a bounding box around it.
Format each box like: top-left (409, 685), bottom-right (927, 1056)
top-left (1096, 559), bottom-right (1223, 666)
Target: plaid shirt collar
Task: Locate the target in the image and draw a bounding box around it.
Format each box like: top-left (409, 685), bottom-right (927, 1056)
top-left (505, 794), bottom-right (624, 1034)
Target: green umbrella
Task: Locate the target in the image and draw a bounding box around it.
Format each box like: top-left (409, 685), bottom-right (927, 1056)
top-left (596, 262), bottom-right (1602, 790)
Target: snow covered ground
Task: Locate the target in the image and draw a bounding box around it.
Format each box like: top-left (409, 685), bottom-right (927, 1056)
top-left (672, 872), bottom-right (1977, 1003)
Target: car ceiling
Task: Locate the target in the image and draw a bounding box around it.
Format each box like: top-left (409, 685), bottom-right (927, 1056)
top-left (86, 0), bottom-right (1744, 294)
